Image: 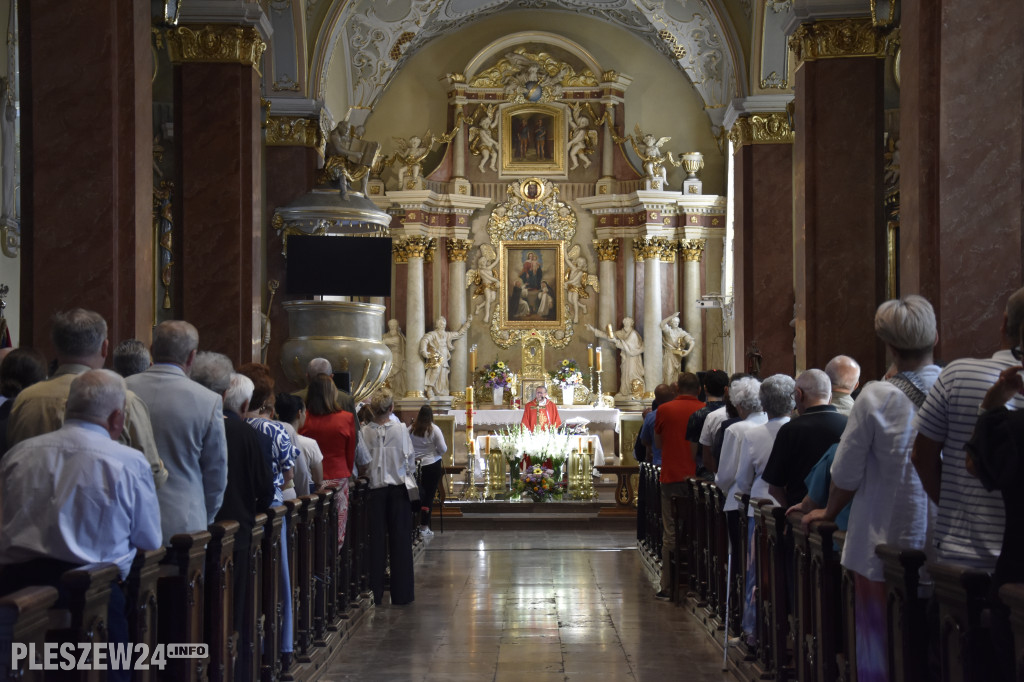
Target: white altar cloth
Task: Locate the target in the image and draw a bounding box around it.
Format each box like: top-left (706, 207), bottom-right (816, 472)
top-left (449, 407), bottom-right (621, 432)
top-left (474, 434), bottom-right (605, 466)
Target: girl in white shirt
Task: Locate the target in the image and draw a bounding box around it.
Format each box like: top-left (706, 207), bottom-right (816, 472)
top-left (408, 405), bottom-right (447, 536)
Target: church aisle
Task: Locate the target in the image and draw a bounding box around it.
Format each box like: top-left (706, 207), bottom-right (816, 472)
top-left (321, 530), bottom-right (733, 681)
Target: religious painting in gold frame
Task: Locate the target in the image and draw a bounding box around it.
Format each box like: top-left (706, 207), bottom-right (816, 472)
top-left (499, 239), bottom-right (565, 330)
top-left (501, 104), bottom-right (565, 176)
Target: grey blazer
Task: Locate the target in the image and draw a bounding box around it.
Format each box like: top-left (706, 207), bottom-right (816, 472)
top-left (127, 364), bottom-right (227, 544)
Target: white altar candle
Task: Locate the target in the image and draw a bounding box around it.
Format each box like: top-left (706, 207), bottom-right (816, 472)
top-left (596, 347), bottom-right (602, 372)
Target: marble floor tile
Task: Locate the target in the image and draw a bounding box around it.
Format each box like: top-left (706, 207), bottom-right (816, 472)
top-left (321, 529), bottom-right (734, 681)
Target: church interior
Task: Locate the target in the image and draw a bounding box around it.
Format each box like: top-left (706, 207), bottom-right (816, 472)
top-left (0, 0), bottom-right (1022, 680)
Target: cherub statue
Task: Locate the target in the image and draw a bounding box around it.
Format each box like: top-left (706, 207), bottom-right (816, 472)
top-left (629, 124), bottom-right (681, 189)
top-left (466, 244), bottom-right (500, 321)
top-left (382, 318), bottom-right (406, 397)
top-left (393, 134), bottom-right (433, 189)
top-left (660, 313), bottom-right (695, 384)
top-left (564, 245), bottom-right (600, 324)
top-left (468, 105), bottom-right (499, 173)
top-left (567, 104), bottom-right (597, 171)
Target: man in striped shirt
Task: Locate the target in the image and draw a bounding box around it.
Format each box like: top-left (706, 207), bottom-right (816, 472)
top-left (912, 287), bottom-right (1024, 570)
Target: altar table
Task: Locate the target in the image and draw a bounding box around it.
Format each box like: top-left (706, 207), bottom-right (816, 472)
top-left (473, 433), bottom-right (605, 471)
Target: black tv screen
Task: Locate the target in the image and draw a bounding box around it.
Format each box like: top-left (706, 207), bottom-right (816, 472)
top-left (286, 235), bottom-right (392, 297)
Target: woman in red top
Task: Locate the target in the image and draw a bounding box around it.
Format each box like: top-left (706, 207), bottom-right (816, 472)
top-left (300, 374), bottom-right (356, 549)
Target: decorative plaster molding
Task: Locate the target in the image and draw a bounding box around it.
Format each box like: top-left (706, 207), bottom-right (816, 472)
top-left (265, 116), bottom-right (322, 148)
top-left (728, 112), bottom-right (794, 151)
top-left (789, 17), bottom-right (887, 63)
top-left (166, 24), bottom-right (266, 73)
top-left (593, 238), bottom-right (620, 262)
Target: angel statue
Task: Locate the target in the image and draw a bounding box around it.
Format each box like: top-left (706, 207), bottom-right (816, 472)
top-left (660, 313), bottom-right (695, 384)
top-left (382, 318), bottom-right (406, 397)
top-left (321, 118), bottom-right (380, 197)
top-left (586, 318), bottom-right (645, 400)
top-left (468, 105), bottom-right (500, 173)
top-left (567, 104), bottom-right (597, 171)
top-left (629, 124), bottom-right (681, 190)
top-left (391, 127), bottom-right (459, 189)
top-left (466, 244), bottom-right (500, 321)
top-left (564, 245), bottom-right (600, 324)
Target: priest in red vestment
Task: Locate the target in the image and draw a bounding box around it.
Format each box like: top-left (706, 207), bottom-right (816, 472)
top-left (521, 385), bottom-right (562, 431)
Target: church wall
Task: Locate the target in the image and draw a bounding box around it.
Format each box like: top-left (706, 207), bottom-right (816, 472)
top-left (0, 0), bottom-right (17, 344)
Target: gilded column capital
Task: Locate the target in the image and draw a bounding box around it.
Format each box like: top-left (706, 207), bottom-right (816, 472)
top-left (166, 25), bottom-right (267, 73)
top-left (593, 238), bottom-right (620, 262)
top-left (423, 238), bottom-right (438, 264)
top-left (266, 116), bottom-right (322, 148)
top-left (659, 241), bottom-right (677, 263)
top-left (404, 235), bottom-right (433, 259)
top-left (446, 238), bottom-right (473, 262)
top-left (680, 239), bottom-right (706, 262)
top-left (393, 240), bottom-right (410, 264)
top-left (789, 17), bottom-right (888, 63)
top-left (728, 112), bottom-right (794, 152)
top-left (633, 236), bottom-right (667, 261)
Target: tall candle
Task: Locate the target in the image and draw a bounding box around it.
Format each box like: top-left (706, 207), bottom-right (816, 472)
top-left (586, 439), bottom-right (594, 455)
top-left (486, 435), bottom-right (491, 453)
top-left (466, 386), bottom-right (473, 403)
top-left (596, 347), bottom-right (602, 372)
top-left (470, 345), bottom-right (477, 374)
top-left (587, 344), bottom-right (594, 368)
top-left (578, 436), bottom-right (583, 453)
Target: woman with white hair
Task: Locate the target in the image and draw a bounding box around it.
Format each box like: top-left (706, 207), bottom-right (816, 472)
top-left (360, 387), bottom-right (416, 606)
top-left (803, 294), bottom-right (940, 682)
top-left (732, 374), bottom-right (796, 642)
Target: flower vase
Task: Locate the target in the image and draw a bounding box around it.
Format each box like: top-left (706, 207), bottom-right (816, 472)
top-left (492, 387), bottom-right (504, 406)
top-left (562, 387), bottom-right (574, 407)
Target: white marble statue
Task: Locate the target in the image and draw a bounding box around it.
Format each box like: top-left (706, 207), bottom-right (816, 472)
top-left (382, 318), bottom-right (406, 397)
top-left (567, 104), bottom-right (597, 171)
top-left (587, 318), bottom-right (645, 399)
top-left (564, 245), bottom-right (600, 324)
top-left (393, 134), bottom-right (432, 188)
top-left (629, 124), bottom-right (680, 190)
top-left (468, 105), bottom-right (499, 173)
top-left (660, 313), bottom-right (695, 384)
top-left (420, 315), bottom-right (472, 399)
top-left (466, 244), bottom-right (500, 321)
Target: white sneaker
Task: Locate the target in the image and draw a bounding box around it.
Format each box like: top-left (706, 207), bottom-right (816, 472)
top-left (419, 526), bottom-right (434, 537)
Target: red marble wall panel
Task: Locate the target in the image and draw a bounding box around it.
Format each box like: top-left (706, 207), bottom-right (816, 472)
top-left (793, 57), bottom-right (887, 379)
top-left (19, 0), bottom-right (153, 355)
top-left (175, 61), bottom-right (262, 367)
top-left (733, 142), bottom-right (795, 378)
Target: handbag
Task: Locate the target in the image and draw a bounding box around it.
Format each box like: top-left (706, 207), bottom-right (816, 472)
top-left (404, 474), bottom-right (420, 503)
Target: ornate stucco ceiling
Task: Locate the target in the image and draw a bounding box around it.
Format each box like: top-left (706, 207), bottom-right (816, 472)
top-left (299, 0), bottom-right (752, 126)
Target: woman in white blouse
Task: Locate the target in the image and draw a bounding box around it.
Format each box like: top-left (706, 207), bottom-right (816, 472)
top-left (408, 405), bottom-right (447, 537)
top-left (360, 388), bottom-right (416, 606)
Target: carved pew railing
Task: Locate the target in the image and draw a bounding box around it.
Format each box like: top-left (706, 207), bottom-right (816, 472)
top-left (317, 489), bottom-right (337, 642)
top-left (0, 586), bottom-right (58, 681)
top-left (999, 584), bottom-right (1024, 682)
top-left (159, 531), bottom-right (211, 682)
top-left (929, 560), bottom-right (993, 682)
top-left (287, 497), bottom-right (313, 661)
top-left (126, 547), bottom-right (165, 682)
top-left (710, 485), bottom-right (729, 630)
top-left (205, 521), bottom-right (238, 682)
top-left (876, 544), bottom-right (927, 682)
top-left (806, 519), bottom-right (842, 682)
top-left (260, 506), bottom-right (285, 682)
top-left (788, 511), bottom-right (814, 682)
top-left (833, 531), bottom-right (856, 682)
top-left (687, 479), bottom-right (706, 606)
top-left (240, 515), bottom-right (265, 682)
top-left (731, 493), bottom-right (750, 641)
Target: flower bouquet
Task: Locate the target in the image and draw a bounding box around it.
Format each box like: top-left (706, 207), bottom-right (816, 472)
top-left (549, 359), bottom-right (584, 405)
top-left (481, 360), bottom-right (514, 389)
top-left (515, 465), bottom-right (566, 502)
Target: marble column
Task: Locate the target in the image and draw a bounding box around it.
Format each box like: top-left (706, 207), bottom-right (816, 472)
top-left (400, 237), bottom-right (429, 400)
top-left (600, 104), bottom-right (615, 179)
top-left (680, 240), bottom-right (705, 374)
top-left (170, 22), bottom-right (267, 364)
top-left (728, 112), bottom-right (794, 377)
top-left (452, 106), bottom-right (466, 179)
top-left (790, 16), bottom-right (887, 378)
top-left (19, 0), bottom-right (154, 352)
top-left (637, 238), bottom-right (663, 398)
top-left (446, 238), bottom-right (472, 395)
top-left (593, 239), bottom-right (619, 396)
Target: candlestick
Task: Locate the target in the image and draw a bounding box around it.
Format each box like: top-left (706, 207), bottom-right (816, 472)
top-left (595, 347), bottom-right (602, 372)
top-left (587, 344), bottom-right (594, 368)
top-left (469, 345), bottom-right (477, 375)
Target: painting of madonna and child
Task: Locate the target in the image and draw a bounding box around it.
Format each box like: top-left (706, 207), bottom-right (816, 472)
top-left (502, 242), bottom-right (563, 327)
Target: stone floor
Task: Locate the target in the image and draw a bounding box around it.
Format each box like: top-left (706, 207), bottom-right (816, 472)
top-left (320, 529), bottom-right (734, 681)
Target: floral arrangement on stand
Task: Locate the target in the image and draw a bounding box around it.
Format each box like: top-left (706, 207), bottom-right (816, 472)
top-left (496, 425), bottom-right (575, 500)
top-left (549, 359), bottom-right (584, 403)
top-left (481, 360), bottom-right (514, 390)
top-left (516, 465), bottom-right (566, 502)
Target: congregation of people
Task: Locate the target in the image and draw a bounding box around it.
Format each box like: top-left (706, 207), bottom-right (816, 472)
top-left (0, 309), bottom-right (445, 678)
top-left (635, 287), bottom-right (1024, 681)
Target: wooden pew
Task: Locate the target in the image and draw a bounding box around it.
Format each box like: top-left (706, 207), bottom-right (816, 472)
top-left (126, 548), bottom-right (166, 682)
top-left (710, 485), bottom-right (729, 629)
top-left (350, 480), bottom-right (371, 603)
top-left (730, 493), bottom-right (750, 642)
top-left (669, 484), bottom-right (693, 604)
top-left (204, 521), bottom-right (238, 682)
top-left (699, 481), bottom-right (718, 621)
top-left (317, 488), bottom-right (338, 642)
top-left (789, 511), bottom-right (814, 682)
top-left (238, 516), bottom-right (265, 682)
top-left (159, 531), bottom-right (211, 682)
top-left (260, 506), bottom-right (285, 682)
top-left (998, 584), bottom-right (1024, 682)
top-left (283, 499), bottom-right (300, 662)
top-left (762, 502), bottom-right (791, 679)
top-left (876, 544), bottom-right (927, 682)
top-left (0, 586), bottom-right (59, 681)
top-left (686, 478), bottom-right (705, 606)
top-left (806, 519), bottom-right (842, 682)
top-left (751, 500), bottom-right (774, 674)
top-left (929, 560), bottom-right (993, 682)
top-left (291, 496), bottom-right (316, 660)
top-left (833, 531), bottom-right (856, 682)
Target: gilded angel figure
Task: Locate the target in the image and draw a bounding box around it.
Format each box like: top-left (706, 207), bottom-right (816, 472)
top-left (468, 105), bottom-right (500, 173)
top-left (564, 245), bottom-right (600, 324)
top-left (629, 124), bottom-right (681, 189)
top-left (466, 244), bottom-right (500, 321)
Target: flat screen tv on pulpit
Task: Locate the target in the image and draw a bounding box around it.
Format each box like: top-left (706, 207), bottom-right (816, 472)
top-left (286, 235), bottom-right (392, 297)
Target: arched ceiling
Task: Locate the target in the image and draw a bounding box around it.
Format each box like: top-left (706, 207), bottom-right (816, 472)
top-left (302, 0), bottom-right (751, 126)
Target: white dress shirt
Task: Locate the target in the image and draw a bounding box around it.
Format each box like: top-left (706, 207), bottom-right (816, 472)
top-left (408, 423), bottom-right (447, 466)
top-left (733, 417), bottom-right (791, 516)
top-left (0, 420), bottom-right (162, 578)
top-left (715, 411), bottom-right (768, 511)
top-left (360, 420), bottom-right (415, 489)
top-left (699, 406), bottom-right (729, 447)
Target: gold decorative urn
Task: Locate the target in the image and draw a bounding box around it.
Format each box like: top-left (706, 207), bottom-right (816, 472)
top-left (280, 301), bottom-right (392, 402)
